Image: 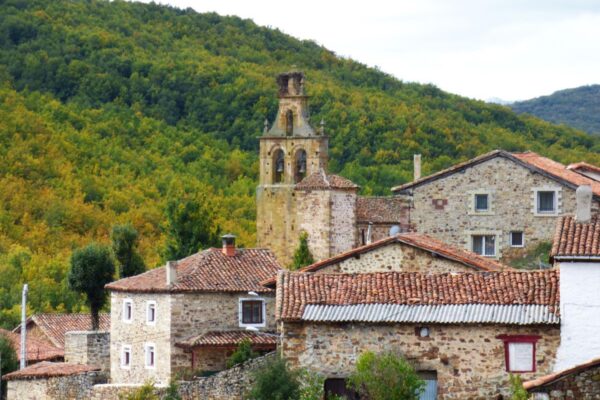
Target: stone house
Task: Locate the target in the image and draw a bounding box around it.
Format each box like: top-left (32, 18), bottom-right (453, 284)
top-left (524, 357), bottom-right (600, 399)
top-left (276, 270), bottom-right (561, 399)
top-left (13, 313), bottom-right (110, 351)
top-left (256, 71), bottom-right (410, 266)
top-left (391, 150), bottom-right (600, 263)
top-left (104, 235), bottom-right (282, 385)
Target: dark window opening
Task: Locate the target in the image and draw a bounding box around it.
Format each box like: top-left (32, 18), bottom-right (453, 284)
top-left (242, 300), bottom-right (264, 324)
top-left (361, 229), bottom-right (366, 245)
top-left (294, 149), bottom-right (307, 183)
top-left (537, 191), bottom-right (556, 213)
top-left (324, 378), bottom-right (359, 400)
top-left (273, 149), bottom-right (285, 183)
top-left (475, 193), bottom-right (489, 211)
top-left (286, 110), bottom-right (294, 136)
top-left (510, 231), bottom-right (524, 247)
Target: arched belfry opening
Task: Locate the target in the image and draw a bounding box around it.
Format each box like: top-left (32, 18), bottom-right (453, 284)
top-left (285, 110), bottom-right (294, 136)
top-left (273, 149), bottom-right (285, 183)
top-left (294, 149), bottom-right (307, 183)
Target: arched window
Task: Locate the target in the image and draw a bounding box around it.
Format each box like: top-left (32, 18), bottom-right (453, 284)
top-left (285, 110), bottom-right (294, 136)
top-left (273, 149), bottom-right (285, 183)
top-left (294, 149), bottom-right (307, 183)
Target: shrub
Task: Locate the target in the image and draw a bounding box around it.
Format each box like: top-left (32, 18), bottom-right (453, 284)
top-left (347, 351), bottom-right (424, 400)
top-left (0, 334), bottom-right (18, 399)
top-left (509, 374), bottom-right (529, 400)
top-left (119, 381), bottom-right (159, 400)
top-left (227, 338), bottom-right (258, 369)
top-left (291, 232), bottom-right (314, 270)
top-left (249, 354), bottom-right (300, 400)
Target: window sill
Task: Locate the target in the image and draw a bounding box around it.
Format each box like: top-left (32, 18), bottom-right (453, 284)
top-left (468, 211), bottom-right (495, 216)
top-left (239, 322), bottom-right (267, 328)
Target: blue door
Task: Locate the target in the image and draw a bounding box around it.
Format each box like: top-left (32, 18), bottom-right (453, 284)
top-left (419, 371), bottom-right (438, 400)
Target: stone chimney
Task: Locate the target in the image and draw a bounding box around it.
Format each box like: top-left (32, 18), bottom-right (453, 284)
top-left (166, 261), bottom-right (177, 285)
top-left (414, 154), bottom-right (422, 181)
top-left (575, 185), bottom-right (592, 223)
top-left (222, 234), bottom-right (236, 256)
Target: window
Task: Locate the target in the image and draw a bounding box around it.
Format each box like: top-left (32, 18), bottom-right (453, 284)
top-left (121, 345), bottom-right (131, 369)
top-left (286, 110), bottom-right (294, 136)
top-left (472, 235), bottom-right (496, 256)
top-left (510, 231), bottom-right (524, 247)
top-left (497, 335), bottom-right (540, 373)
top-left (537, 191), bottom-right (556, 213)
top-left (239, 299), bottom-right (265, 327)
top-left (146, 301), bottom-right (156, 325)
top-left (123, 299), bottom-right (133, 323)
top-left (273, 149), bottom-right (285, 184)
top-left (144, 343), bottom-right (155, 369)
top-left (474, 194), bottom-right (489, 212)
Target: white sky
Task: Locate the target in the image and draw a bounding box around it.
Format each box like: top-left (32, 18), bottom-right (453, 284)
top-left (134, 0), bottom-right (600, 101)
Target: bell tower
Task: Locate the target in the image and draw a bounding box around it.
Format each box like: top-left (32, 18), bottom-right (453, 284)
top-left (256, 72), bottom-right (328, 265)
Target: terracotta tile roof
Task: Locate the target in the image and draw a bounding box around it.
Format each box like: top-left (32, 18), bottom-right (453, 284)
top-left (567, 161), bottom-right (600, 177)
top-left (524, 356), bottom-right (600, 391)
top-left (261, 233), bottom-right (511, 287)
top-left (14, 313), bottom-right (110, 349)
top-left (0, 328), bottom-right (63, 362)
top-left (2, 362), bottom-right (99, 381)
top-left (356, 196), bottom-right (410, 224)
top-left (106, 248), bottom-right (281, 293)
top-left (391, 150), bottom-right (600, 197)
top-left (551, 216), bottom-right (600, 259)
top-left (295, 169), bottom-right (358, 190)
top-left (177, 330), bottom-right (277, 349)
top-left (278, 270), bottom-right (559, 321)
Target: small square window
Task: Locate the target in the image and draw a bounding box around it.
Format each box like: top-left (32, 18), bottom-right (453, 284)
top-left (121, 345), bottom-right (131, 369)
top-left (472, 235), bottom-right (496, 257)
top-left (146, 302), bottom-right (156, 324)
top-left (510, 231), bottom-right (524, 247)
top-left (537, 191), bottom-right (556, 213)
top-left (240, 299), bottom-right (265, 326)
top-left (498, 335), bottom-right (539, 373)
top-left (123, 299), bottom-right (133, 323)
top-left (145, 344), bottom-right (155, 369)
top-left (474, 194), bottom-right (489, 212)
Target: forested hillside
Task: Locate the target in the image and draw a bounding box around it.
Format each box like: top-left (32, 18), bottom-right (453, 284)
top-left (1, 0), bottom-right (600, 327)
top-left (511, 85), bottom-right (600, 135)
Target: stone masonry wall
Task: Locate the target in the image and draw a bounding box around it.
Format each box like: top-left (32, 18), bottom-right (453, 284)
top-left (316, 241), bottom-right (484, 274)
top-left (330, 190), bottom-right (358, 258)
top-left (297, 189), bottom-right (332, 262)
top-left (528, 364), bottom-right (600, 399)
top-left (7, 371), bottom-right (104, 400)
top-left (282, 322), bottom-right (560, 400)
top-left (408, 157), bottom-right (600, 263)
top-left (110, 291), bottom-right (172, 384)
top-left (65, 331), bottom-right (110, 372)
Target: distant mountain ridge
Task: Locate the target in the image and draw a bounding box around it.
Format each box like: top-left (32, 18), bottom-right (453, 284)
top-left (511, 85), bottom-right (600, 135)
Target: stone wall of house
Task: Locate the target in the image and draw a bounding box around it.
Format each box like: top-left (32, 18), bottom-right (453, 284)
top-left (356, 223), bottom-right (395, 245)
top-left (407, 157), bottom-right (600, 262)
top-left (91, 353), bottom-right (275, 400)
top-left (330, 190), bottom-right (358, 257)
top-left (109, 291), bottom-right (172, 385)
top-left (527, 364), bottom-right (600, 399)
top-left (316, 241), bottom-right (483, 274)
top-left (281, 322), bottom-right (560, 399)
top-left (297, 189), bottom-right (332, 262)
top-left (169, 292), bottom-right (276, 375)
top-left (7, 371), bottom-right (104, 400)
top-left (65, 331), bottom-right (110, 371)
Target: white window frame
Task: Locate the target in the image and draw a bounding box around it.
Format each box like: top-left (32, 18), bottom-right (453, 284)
top-left (532, 187), bottom-right (561, 216)
top-left (509, 231), bottom-right (525, 248)
top-left (471, 234), bottom-right (497, 257)
top-left (122, 299), bottom-right (133, 323)
top-left (144, 343), bottom-right (156, 369)
top-left (146, 301), bottom-right (157, 325)
top-left (238, 298), bottom-right (266, 328)
top-left (121, 344), bottom-right (132, 369)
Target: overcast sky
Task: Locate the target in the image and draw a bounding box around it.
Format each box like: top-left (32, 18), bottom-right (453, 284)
top-left (135, 0), bottom-right (600, 101)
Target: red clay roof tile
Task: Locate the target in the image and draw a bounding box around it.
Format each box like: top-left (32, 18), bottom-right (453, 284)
top-left (295, 169), bottom-right (359, 190)
top-left (551, 216), bottom-right (600, 259)
top-left (177, 330), bottom-right (277, 349)
top-left (2, 362), bottom-right (99, 381)
top-left (523, 356), bottom-right (600, 390)
top-left (0, 328), bottom-right (63, 362)
top-left (356, 196), bottom-right (410, 224)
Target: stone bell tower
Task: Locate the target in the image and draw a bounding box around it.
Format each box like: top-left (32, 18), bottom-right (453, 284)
top-left (256, 72), bottom-right (328, 266)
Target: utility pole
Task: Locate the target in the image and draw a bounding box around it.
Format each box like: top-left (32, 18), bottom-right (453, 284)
top-left (20, 284), bottom-right (28, 370)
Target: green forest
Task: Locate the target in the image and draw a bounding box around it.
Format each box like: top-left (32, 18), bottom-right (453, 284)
top-left (511, 84), bottom-right (600, 135)
top-left (1, 0), bottom-right (600, 328)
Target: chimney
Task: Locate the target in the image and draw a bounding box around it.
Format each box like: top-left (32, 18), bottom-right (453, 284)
top-left (575, 185), bottom-right (592, 223)
top-left (222, 234), bottom-right (236, 256)
top-left (166, 261), bottom-right (177, 285)
top-left (413, 154), bottom-right (422, 181)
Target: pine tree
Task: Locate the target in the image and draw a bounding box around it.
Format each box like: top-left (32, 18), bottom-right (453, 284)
top-left (291, 232), bottom-right (314, 270)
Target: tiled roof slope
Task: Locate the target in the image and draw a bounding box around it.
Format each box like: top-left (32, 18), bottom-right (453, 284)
top-left (2, 362), bottom-right (99, 381)
top-left (278, 270), bottom-right (559, 321)
top-left (295, 169), bottom-right (358, 190)
top-left (177, 330), bottom-right (277, 349)
top-left (551, 216), bottom-right (600, 259)
top-left (106, 248), bottom-right (281, 293)
top-left (0, 328), bottom-right (63, 362)
top-left (567, 161), bottom-right (600, 176)
top-left (15, 313), bottom-right (110, 349)
top-left (356, 196), bottom-right (409, 223)
top-left (524, 356), bottom-right (600, 390)
top-left (391, 150), bottom-right (600, 197)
